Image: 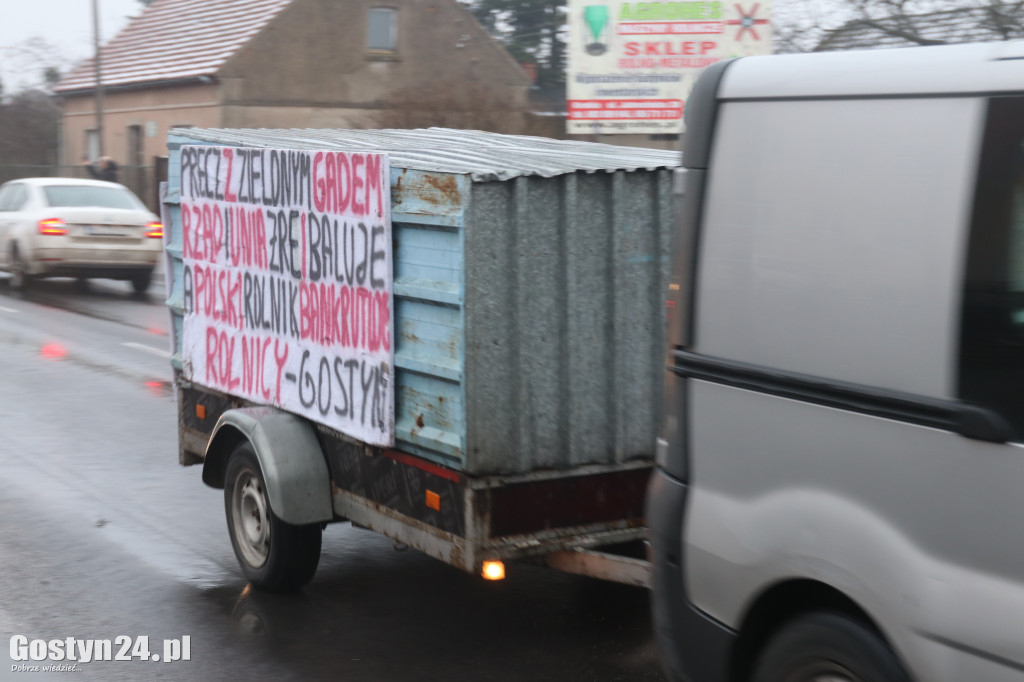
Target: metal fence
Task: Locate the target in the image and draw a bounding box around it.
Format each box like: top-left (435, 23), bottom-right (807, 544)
top-left (0, 164), bottom-right (166, 213)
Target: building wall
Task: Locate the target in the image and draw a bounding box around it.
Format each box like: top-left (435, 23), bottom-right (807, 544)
top-left (59, 83), bottom-right (221, 166)
top-left (218, 102), bottom-right (379, 129)
top-left (218, 0), bottom-right (529, 122)
top-left (58, 0), bottom-right (532, 167)
top-left (597, 134), bottom-right (681, 151)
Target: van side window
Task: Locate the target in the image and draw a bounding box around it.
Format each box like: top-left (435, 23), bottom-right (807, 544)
top-left (958, 96), bottom-right (1024, 440)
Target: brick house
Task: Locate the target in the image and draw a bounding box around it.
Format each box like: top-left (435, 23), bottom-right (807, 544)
top-left (55, 0), bottom-right (530, 175)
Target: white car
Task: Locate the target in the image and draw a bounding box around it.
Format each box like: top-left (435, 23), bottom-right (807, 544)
top-left (0, 177), bottom-right (163, 294)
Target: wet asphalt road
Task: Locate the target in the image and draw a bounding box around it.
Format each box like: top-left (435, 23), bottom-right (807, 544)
top-left (0, 276), bottom-right (665, 682)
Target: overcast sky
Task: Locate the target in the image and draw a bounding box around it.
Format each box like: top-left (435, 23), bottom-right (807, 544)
top-left (0, 0), bottom-right (141, 93)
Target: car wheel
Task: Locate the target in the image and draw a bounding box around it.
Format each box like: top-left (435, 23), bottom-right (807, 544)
top-left (224, 442), bottom-right (322, 592)
top-left (9, 247), bottom-right (31, 291)
top-left (130, 270), bottom-right (152, 296)
top-left (751, 612), bottom-right (911, 682)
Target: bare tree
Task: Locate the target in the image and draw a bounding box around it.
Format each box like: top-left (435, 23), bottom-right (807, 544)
top-left (466, 0), bottom-right (567, 88)
top-left (1, 38), bottom-right (72, 92)
top-left (43, 67), bottom-right (62, 90)
top-left (774, 0), bottom-right (1024, 52)
top-left (0, 38), bottom-right (64, 172)
top-left (0, 89), bottom-right (60, 167)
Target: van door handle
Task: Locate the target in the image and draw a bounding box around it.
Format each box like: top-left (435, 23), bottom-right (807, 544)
top-left (673, 349), bottom-right (1015, 443)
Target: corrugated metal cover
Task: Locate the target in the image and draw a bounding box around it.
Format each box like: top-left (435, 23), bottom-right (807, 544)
top-left (170, 127), bottom-right (680, 181)
top-left (55, 0), bottom-right (293, 92)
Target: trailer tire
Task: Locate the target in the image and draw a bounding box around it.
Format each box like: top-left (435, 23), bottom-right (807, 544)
top-left (9, 246), bottom-right (32, 291)
top-left (130, 269), bottom-right (152, 297)
top-left (224, 442), bottom-right (322, 592)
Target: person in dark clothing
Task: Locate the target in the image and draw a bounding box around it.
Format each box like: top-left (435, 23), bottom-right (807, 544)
top-left (83, 156), bottom-right (119, 182)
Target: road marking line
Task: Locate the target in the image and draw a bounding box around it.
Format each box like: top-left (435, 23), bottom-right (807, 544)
top-left (0, 306), bottom-right (19, 313)
top-left (121, 342), bottom-right (171, 358)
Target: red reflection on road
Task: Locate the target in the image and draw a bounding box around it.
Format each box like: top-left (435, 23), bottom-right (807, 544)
top-left (40, 343), bottom-right (68, 360)
top-left (145, 380), bottom-right (173, 397)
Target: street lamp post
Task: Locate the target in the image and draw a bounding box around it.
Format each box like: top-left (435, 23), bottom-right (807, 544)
top-left (92, 0), bottom-right (105, 158)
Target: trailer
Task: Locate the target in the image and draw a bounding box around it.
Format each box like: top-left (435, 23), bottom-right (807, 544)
top-left (164, 127), bottom-right (678, 591)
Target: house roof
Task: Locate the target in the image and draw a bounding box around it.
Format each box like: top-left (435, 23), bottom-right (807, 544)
top-left (54, 0), bottom-right (294, 93)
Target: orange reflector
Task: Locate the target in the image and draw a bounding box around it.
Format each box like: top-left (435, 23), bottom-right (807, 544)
top-left (196, 404), bottom-right (206, 419)
top-left (482, 560), bottom-right (505, 581)
top-left (425, 490), bottom-right (441, 511)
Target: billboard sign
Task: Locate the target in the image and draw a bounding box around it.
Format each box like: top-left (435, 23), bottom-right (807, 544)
top-left (567, 0), bottom-right (773, 135)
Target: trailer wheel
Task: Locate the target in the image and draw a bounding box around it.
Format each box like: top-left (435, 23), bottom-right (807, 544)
top-left (130, 269), bottom-right (152, 297)
top-left (9, 246), bottom-right (31, 291)
top-left (224, 442), bottom-right (322, 592)
top-left (750, 612), bottom-right (910, 682)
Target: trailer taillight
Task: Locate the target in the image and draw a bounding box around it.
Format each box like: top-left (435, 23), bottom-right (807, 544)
top-left (482, 560), bottom-right (505, 581)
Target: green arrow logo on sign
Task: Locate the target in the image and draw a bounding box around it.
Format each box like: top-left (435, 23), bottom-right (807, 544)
top-left (584, 5), bottom-right (609, 55)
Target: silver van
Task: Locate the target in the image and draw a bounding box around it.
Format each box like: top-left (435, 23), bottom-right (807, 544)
top-left (650, 41), bottom-right (1024, 681)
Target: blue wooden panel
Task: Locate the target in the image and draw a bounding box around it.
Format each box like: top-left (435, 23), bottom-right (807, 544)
top-left (393, 223), bottom-right (462, 287)
top-left (395, 299), bottom-right (461, 364)
top-left (390, 211), bottom-right (467, 467)
top-left (395, 371), bottom-right (465, 465)
top-left (394, 279), bottom-right (461, 307)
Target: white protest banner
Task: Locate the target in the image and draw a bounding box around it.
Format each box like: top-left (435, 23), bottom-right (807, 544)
top-left (179, 145), bottom-right (394, 446)
top-left (567, 0), bottom-right (773, 135)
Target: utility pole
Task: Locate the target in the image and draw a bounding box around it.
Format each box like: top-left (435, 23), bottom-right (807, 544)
top-left (92, 0), bottom-right (105, 157)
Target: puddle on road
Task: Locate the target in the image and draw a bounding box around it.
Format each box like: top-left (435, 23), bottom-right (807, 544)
top-left (0, 329), bottom-right (175, 398)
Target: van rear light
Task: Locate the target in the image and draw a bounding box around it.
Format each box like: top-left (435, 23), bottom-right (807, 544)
top-left (145, 222), bottom-right (164, 239)
top-left (39, 218), bottom-right (68, 236)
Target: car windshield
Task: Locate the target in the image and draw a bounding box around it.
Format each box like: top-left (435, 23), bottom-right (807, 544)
top-left (43, 185), bottom-right (143, 210)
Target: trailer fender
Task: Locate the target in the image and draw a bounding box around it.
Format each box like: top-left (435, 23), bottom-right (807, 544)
top-left (201, 407), bottom-right (333, 526)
